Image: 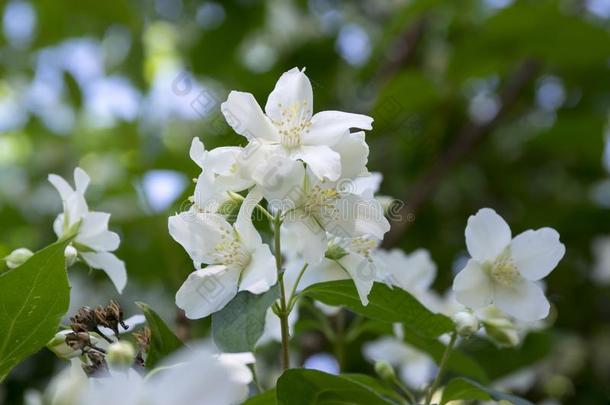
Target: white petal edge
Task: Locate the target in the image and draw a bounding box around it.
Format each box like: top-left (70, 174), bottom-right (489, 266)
top-left (510, 228), bottom-right (565, 281)
top-left (465, 208), bottom-right (512, 262)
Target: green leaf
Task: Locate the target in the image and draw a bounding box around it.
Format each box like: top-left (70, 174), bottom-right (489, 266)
top-left (243, 389), bottom-right (277, 405)
top-left (136, 302), bottom-right (184, 368)
top-left (441, 377), bottom-right (534, 405)
top-left (303, 281), bottom-right (453, 338)
top-left (341, 374), bottom-right (406, 404)
top-left (212, 285), bottom-right (279, 352)
top-left (401, 329), bottom-right (489, 383)
top-left (276, 369), bottom-right (395, 405)
top-left (0, 239), bottom-right (71, 381)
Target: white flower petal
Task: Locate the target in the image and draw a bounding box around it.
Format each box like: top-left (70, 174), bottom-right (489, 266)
top-left (77, 212), bottom-right (120, 251)
top-left (351, 172), bottom-right (382, 199)
top-left (510, 228), bottom-right (565, 281)
top-left (327, 193), bottom-right (389, 239)
top-left (298, 259), bottom-right (348, 290)
top-left (189, 137), bottom-right (207, 169)
top-left (48, 174), bottom-right (74, 202)
top-left (305, 112), bottom-right (373, 146)
top-left (238, 244), bottom-right (276, 294)
top-left (221, 91), bottom-right (278, 142)
top-left (168, 212), bottom-right (231, 264)
top-left (330, 131), bottom-right (369, 180)
top-left (234, 188), bottom-right (263, 250)
top-left (207, 146), bottom-right (242, 176)
top-left (453, 259), bottom-right (493, 309)
top-left (80, 252), bottom-right (127, 293)
top-left (175, 265), bottom-right (240, 319)
top-left (465, 208), bottom-right (512, 262)
top-left (282, 217), bottom-right (327, 264)
top-left (73, 167), bottom-right (90, 194)
top-left (377, 248), bottom-right (436, 294)
top-left (292, 145), bottom-right (341, 181)
top-left (265, 67), bottom-right (313, 122)
top-left (337, 253), bottom-right (375, 305)
top-left (494, 279), bottom-right (550, 321)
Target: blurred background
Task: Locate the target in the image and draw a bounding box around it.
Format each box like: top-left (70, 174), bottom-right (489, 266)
top-left (1, 0), bottom-right (610, 403)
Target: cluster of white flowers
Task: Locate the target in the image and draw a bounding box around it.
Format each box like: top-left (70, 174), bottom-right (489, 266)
top-left (169, 67), bottom-right (391, 318)
top-left (27, 343), bottom-right (254, 405)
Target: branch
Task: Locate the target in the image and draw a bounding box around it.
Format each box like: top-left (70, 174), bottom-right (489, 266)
top-left (383, 59), bottom-right (540, 246)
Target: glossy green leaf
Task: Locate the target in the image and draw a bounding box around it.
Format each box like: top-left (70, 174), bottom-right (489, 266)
top-left (243, 389), bottom-right (277, 405)
top-left (303, 281), bottom-right (453, 338)
top-left (441, 377), bottom-right (534, 405)
top-left (0, 239), bottom-right (71, 381)
top-left (276, 369), bottom-right (395, 405)
top-left (136, 302), bottom-right (184, 368)
top-left (212, 285), bottom-right (278, 352)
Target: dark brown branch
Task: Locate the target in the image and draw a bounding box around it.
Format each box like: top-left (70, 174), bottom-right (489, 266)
top-left (375, 18), bottom-right (427, 83)
top-left (383, 59), bottom-right (540, 246)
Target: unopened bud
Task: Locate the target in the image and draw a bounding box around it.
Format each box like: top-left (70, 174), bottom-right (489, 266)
top-left (64, 245), bottom-right (78, 266)
top-left (106, 341), bottom-right (136, 369)
top-left (374, 360), bottom-right (396, 382)
top-left (453, 310), bottom-right (480, 337)
top-left (4, 248), bottom-right (33, 269)
top-left (325, 244), bottom-right (348, 261)
top-left (483, 320), bottom-right (520, 347)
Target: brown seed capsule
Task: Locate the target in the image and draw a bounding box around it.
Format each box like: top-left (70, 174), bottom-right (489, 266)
top-left (133, 327), bottom-right (151, 353)
top-left (107, 300), bottom-right (127, 331)
top-left (70, 306), bottom-right (97, 332)
top-left (65, 332), bottom-right (91, 353)
top-left (82, 350), bottom-right (109, 377)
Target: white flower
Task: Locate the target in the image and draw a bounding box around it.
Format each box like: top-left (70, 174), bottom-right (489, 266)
top-left (169, 189), bottom-right (276, 319)
top-left (75, 343), bottom-right (254, 405)
top-left (284, 235), bottom-right (381, 305)
top-left (49, 167), bottom-right (127, 293)
top-left (265, 161), bottom-right (389, 264)
top-left (188, 137), bottom-right (252, 213)
top-left (452, 208), bottom-right (565, 321)
top-left (221, 67), bottom-right (373, 182)
top-left (363, 324), bottom-right (436, 389)
top-left (375, 248), bottom-right (437, 296)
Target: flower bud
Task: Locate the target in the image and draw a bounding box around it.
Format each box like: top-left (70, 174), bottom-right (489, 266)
top-left (374, 360), bottom-right (396, 382)
top-left (483, 319), bottom-right (520, 347)
top-left (106, 341), bottom-right (136, 369)
top-left (4, 248), bottom-right (33, 269)
top-left (452, 310), bottom-right (480, 337)
top-left (325, 244), bottom-right (348, 261)
top-left (64, 245), bottom-right (78, 266)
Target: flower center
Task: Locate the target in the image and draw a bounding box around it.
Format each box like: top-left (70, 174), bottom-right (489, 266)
top-left (490, 258), bottom-right (521, 287)
top-left (212, 231), bottom-right (251, 268)
top-left (302, 185), bottom-right (339, 221)
top-left (347, 236), bottom-right (377, 259)
top-left (273, 101), bottom-right (312, 149)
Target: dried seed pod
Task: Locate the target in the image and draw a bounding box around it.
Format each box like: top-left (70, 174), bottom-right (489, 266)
top-left (65, 332), bottom-right (91, 353)
top-left (82, 351), bottom-right (109, 377)
top-left (133, 327), bottom-right (151, 353)
top-left (70, 306), bottom-right (97, 332)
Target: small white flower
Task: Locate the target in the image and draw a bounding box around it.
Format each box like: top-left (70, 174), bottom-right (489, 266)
top-left (49, 167), bottom-right (127, 293)
top-left (452, 208), bottom-right (565, 321)
top-left (188, 137), bottom-right (252, 213)
top-left (284, 235), bottom-right (382, 305)
top-left (375, 248), bottom-right (437, 295)
top-left (169, 189), bottom-right (276, 319)
top-left (363, 324), bottom-right (436, 389)
top-left (265, 161), bottom-right (389, 264)
top-left (76, 343), bottom-right (254, 405)
top-left (221, 67), bottom-right (373, 182)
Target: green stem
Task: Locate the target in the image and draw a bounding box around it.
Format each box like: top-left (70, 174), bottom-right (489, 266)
top-left (425, 331), bottom-right (458, 404)
top-left (229, 191), bottom-right (274, 222)
top-left (392, 376), bottom-right (416, 404)
top-left (273, 212), bottom-right (290, 370)
top-left (287, 263), bottom-right (308, 312)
